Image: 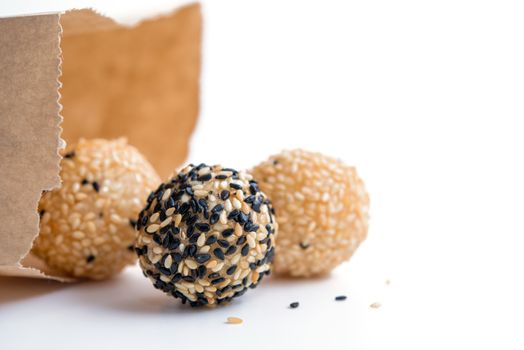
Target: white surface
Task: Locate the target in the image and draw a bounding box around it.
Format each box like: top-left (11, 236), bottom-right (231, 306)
top-left (2, 1), bottom-right (524, 349)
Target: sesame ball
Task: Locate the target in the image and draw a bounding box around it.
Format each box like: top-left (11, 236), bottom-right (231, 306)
top-left (33, 138), bottom-right (161, 279)
top-left (135, 164), bottom-right (277, 307)
top-left (251, 149), bottom-right (369, 277)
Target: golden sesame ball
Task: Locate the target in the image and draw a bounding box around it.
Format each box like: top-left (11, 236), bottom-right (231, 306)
top-left (135, 164), bottom-right (277, 307)
top-left (251, 149), bottom-right (369, 277)
top-left (33, 138), bottom-right (161, 279)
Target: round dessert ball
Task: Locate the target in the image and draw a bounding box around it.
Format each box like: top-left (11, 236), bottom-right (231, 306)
top-left (33, 138), bottom-right (161, 279)
top-left (135, 164), bottom-right (277, 307)
top-left (252, 149), bottom-right (369, 277)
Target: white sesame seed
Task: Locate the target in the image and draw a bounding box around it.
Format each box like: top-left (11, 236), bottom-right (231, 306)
top-left (185, 259), bottom-right (198, 269)
top-left (232, 198), bottom-right (241, 209)
top-left (150, 212), bottom-right (160, 222)
top-left (146, 224), bottom-right (160, 233)
top-left (196, 233), bottom-right (206, 247)
top-left (162, 189), bottom-right (172, 201)
top-left (72, 231), bottom-right (85, 239)
top-left (160, 217), bottom-right (172, 228)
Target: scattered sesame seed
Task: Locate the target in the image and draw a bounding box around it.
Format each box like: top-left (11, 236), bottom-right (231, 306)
top-left (335, 295), bottom-right (347, 301)
top-left (289, 302), bottom-right (299, 308)
top-left (226, 317), bottom-right (243, 325)
top-left (370, 302), bottom-right (381, 309)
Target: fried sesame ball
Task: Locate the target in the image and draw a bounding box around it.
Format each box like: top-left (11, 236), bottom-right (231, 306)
top-left (33, 138), bottom-right (161, 279)
top-left (252, 149), bottom-right (369, 277)
top-left (135, 164), bottom-right (277, 307)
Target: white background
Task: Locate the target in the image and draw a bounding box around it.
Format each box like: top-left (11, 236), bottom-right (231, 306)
top-left (1, 1), bottom-right (524, 349)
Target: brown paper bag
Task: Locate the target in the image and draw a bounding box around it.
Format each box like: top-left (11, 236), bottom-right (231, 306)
top-left (0, 4), bottom-right (201, 281)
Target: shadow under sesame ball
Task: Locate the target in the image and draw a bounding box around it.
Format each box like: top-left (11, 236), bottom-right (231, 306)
top-left (134, 164), bottom-right (278, 307)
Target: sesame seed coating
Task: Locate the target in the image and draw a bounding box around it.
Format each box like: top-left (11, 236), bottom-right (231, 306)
top-left (32, 138), bottom-right (161, 280)
top-left (252, 149), bottom-right (369, 277)
top-left (135, 164), bottom-right (278, 307)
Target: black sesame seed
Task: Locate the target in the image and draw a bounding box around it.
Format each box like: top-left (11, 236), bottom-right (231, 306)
top-left (153, 234), bottom-right (163, 245)
top-left (166, 197), bottom-right (175, 208)
top-left (209, 213), bottom-right (220, 225)
top-left (178, 202), bottom-right (190, 214)
top-left (140, 215), bottom-right (148, 228)
top-left (86, 254), bottom-right (95, 263)
top-left (220, 190), bottom-right (230, 200)
top-left (227, 209), bottom-right (240, 220)
top-left (172, 252), bottom-right (182, 263)
top-left (169, 238), bottom-right (181, 250)
top-left (182, 276), bottom-right (195, 282)
top-left (195, 253), bottom-right (211, 264)
top-left (217, 239), bottom-right (230, 248)
top-left (215, 174), bottom-right (228, 180)
top-left (226, 265), bottom-right (237, 275)
top-left (299, 242), bottom-right (310, 249)
top-left (244, 221), bottom-right (259, 232)
top-left (205, 235), bottom-right (217, 245)
top-left (147, 191), bottom-right (155, 203)
top-left (335, 295), bottom-right (347, 301)
top-left (222, 228), bottom-right (234, 238)
top-left (208, 272), bottom-right (220, 279)
top-left (249, 183), bottom-right (259, 195)
top-left (252, 199), bottom-right (262, 212)
top-left (237, 212), bottom-right (249, 224)
top-left (170, 262), bottom-right (179, 274)
top-left (187, 244), bottom-right (197, 257)
top-left (159, 267), bottom-right (171, 275)
top-left (189, 233), bottom-right (199, 243)
top-left (92, 181), bottom-right (100, 192)
top-left (225, 246), bottom-right (237, 255)
top-left (289, 302), bottom-right (299, 309)
top-left (213, 248), bottom-right (225, 260)
top-left (236, 236), bottom-right (246, 245)
top-left (195, 222), bottom-right (210, 232)
top-left (186, 215), bottom-right (197, 227)
top-left (197, 265), bottom-right (207, 278)
top-left (249, 262), bottom-right (256, 270)
top-left (172, 273), bottom-right (182, 283)
top-left (64, 151), bottom-right (75, 159)
top-left (211, 204), bottom-right (224, 214)
top-left (211, 277), bottom-right (225, 285)
top-left (81, 178), bottom-right (89, 186)
top-left (197, 201), bottom-right (208, 213)
top-left (197, 173), bottom-right (212, 181)
top-left (244, 195), bottom-right (255, 203)
top-left (230, 183), bottom-right (242, 190)
top-left (241, 244), bottom-right (250, 256)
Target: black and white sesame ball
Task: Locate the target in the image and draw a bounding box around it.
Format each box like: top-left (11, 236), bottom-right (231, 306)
top-left (135, 164), bottom-right (278, 307)
top-left (252, 149), bottom-right (369, 277)
top-left (33, 138), bottom-right (161, 279)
